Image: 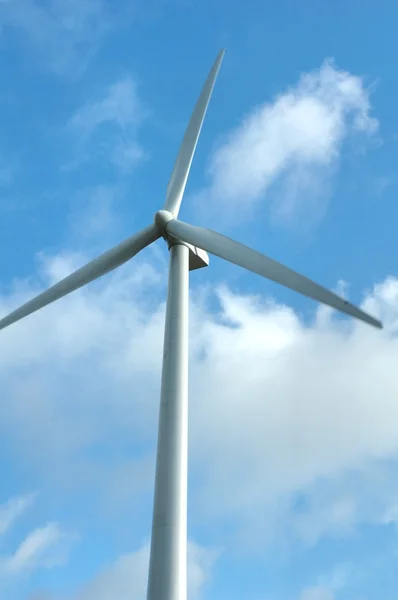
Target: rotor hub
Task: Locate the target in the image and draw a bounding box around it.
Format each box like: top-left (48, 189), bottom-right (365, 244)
top-left (154, 210), bottom-right (174, 235)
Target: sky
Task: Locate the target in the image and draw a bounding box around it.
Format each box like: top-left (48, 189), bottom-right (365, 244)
top-left (0, 0), bottom-right (398, 599)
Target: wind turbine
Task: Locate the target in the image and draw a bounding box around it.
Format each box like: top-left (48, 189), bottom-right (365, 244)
top-left (0, 50), bottom-right (382, 600)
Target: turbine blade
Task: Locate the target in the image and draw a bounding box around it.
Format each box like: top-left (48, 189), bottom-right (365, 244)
top-left (163, 49), bottom-right (225, 217)
top-left (165, 219), bottom-right (382, 329)
top-left (0, 224), bottom-right (160, 332)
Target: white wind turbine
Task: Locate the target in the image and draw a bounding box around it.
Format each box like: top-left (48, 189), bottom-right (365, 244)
top-left (0, 50), bottom-right (382, 600)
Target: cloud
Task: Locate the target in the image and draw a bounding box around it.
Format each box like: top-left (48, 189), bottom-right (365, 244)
top-left (1, 246), bottom-right (398, 553)
top-left (1, 522), bottom-right (77, 574)
top-left (186, 541), bottom-right (221, 598)
top-left (0, 247), bottom-right (165, 504)
top-left (300, 588), bottom-right (334, 600)
top-left (187, 279), bottom-right (398, 545)
top-left (0, 492), bottom-right (77, 600)
top-left (0, 0), bottom-right (119, 77)
top-left (59, 540), bottom-right (218, 600)
top-left (292, 490), bottom-right (356, 546)
top-left (298, 561), bottom-right (356, 600)
top-left (74, 545), bottom-right (149, 600)
top-left (200, 60), bottom-right (378, 225)
top-left (67, 76), bottom-right (146, 171)
top-left (0, 493), bottom-right (36, 537)
top-left (300, 563), bottom-right (358, 600)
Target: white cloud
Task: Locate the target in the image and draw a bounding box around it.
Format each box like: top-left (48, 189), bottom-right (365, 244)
top-left (300, 588), bottom-right (334, 600)
top-left (0, 492), bottom-right (76, 600)
top-left (382, 501), bottom-right (398, 525)
top-left (298, 562), bottom-right (355, 600)
top-left (292, 491), bottom-right (356, 546)
top-left (187, 279), bottom-right (398, 545)
top-left (187, 541), bottom-right (221, 598)
top-left (1, 522), bottom-right (77, 574)
top-left (0, 0), bottom-right (119, 77)
top-left (72, 540), bottom-right (218, 600)
top-left (0, 493), bottom-right (36, 537)
top-left (67, 76), bottom-right (146, 171)
top-left (1, 248), bottom-right (398, 552)
top-left (201, 60), bottom-right (378, 225)
top-left (75, 545), bottom-right (149, 600)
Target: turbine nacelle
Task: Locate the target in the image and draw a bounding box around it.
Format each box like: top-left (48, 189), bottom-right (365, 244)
top-left (155, 210), bottom-right (210, 271)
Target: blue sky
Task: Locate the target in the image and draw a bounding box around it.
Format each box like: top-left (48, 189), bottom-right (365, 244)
top-left (0, 1), bottom-right (398, 599)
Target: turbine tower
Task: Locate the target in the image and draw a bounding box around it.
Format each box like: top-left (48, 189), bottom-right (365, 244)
top-left (0, 50), bottom-right (382, 600)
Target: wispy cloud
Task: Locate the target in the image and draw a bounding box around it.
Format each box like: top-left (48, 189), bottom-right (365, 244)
top-left (300, 587), bottom-right (334, 600)
top-left (0, 493), bottom-right (36, 537)
top-left (72, 540), bottom-right (219, 600)
top-left (199, 59), bottom-right (378, 226)
top-left (66, 76), bottom-right (146, 171)
top-left (0, 0), bottom-right (120, 77)
top-left (1, 522), bottom-right (77, 574)
top-left (0, 492), bottom-right (76, 591)
top-left (299, 562), bottom-right (355, 600)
